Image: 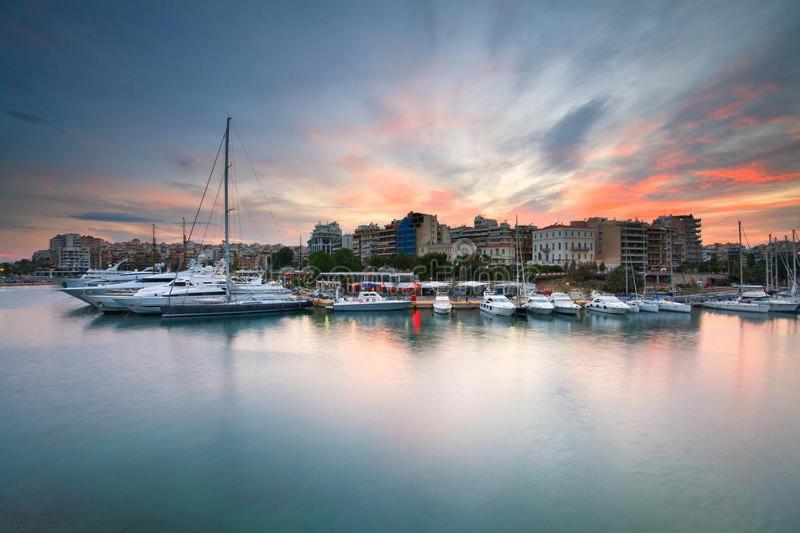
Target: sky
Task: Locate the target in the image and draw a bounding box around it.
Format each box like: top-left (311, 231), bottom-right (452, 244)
top-left (1, 0), bottom-right (799, 260)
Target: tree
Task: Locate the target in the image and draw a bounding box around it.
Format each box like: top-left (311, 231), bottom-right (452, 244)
top-left (307, 251), bottom-right (335, 273)
top-left (331, 248), bottom-right (362, 271)
top-left (566, 262), bottom-right (596, 283)
top-left (603, 266), bottom-right (628, 293)
top-left (272, 247), bottom-right (294, 269)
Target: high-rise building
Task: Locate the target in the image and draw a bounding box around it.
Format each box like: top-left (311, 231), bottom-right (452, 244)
top-left (396, 212), bottom-right (451, 256)
top-left (307, 221), bottom-right (342, 254)
top-left (646, 225), bottom-right (669, 271)
top-left (586, 218), bottom-right (647, 270)
top-left (353, 223), bottom-right (382, 260)
top-left (653, 214), bottom-right (702, 265)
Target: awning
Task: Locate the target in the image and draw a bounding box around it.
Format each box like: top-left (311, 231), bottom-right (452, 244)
top-left (420, 281), bottom-right (450, 289)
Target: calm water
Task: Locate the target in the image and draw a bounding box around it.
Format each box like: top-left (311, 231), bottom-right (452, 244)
top-left (1, 286), bottom-right (798, 532)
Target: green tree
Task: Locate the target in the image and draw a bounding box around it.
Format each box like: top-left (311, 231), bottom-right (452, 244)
top-left (331, 248), bottom-right (362, 271)
top-left (307, 251), bottom-right (335, 272)
top-left (566, 262), bottom-right (597, 283)
top-left (272, 246), bottom-right (294, 269)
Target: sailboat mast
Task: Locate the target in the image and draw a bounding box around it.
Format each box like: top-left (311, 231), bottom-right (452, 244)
top-left (224, 117), bottom-right (231, 299)
top-left (766, 234), bottom-right (771, 292)
top-left (738, 220), bottom-right (743, 297)
top-left (152, 224), bottom-right (156, 272)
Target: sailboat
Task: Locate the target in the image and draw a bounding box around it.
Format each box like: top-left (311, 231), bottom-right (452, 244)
top-left (161, 118), bottom-right (311, 318)
top-left (656, 231), bottom-right (691, 313)
top-left (703, 221), bottom-right (767, 314)
top-left (627, 268), bottom-right (658, 312)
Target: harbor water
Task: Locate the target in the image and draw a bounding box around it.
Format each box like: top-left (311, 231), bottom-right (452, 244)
top-left (1, 286), bottom-right (799, 531)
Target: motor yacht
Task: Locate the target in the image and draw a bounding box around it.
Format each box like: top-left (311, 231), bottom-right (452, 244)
top-left (523, 293), bottom-right (555, 315)
top-left (479, 292), bottom-right (517, 316)
top-left (63, 260), bottom-right (160, 287)
top-left (432, 292), bottom-right (453, 314)
top-left (548, 292), bottom-right (580, 315)
top-left (585, 292), bottom-right (631, 315)
top-left (332, 291), bottom-right (412, 312)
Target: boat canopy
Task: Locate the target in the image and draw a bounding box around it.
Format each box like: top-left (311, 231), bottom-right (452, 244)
top-left (420, 281), bottom-right (450, 289)
top-left (457, 281), bottom-right (487, 287)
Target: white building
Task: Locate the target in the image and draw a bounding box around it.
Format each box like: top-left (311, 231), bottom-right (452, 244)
top-left (308, 221), bottom-right (342, 254)
top-left (533, 224), bottom-right (595, 266)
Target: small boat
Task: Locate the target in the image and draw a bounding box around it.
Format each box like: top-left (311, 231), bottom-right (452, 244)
top-left (548, 292), bottom-right (580, 315)
top-left (479, 292), bottom-right (517, 316)
top-left (523, 293), bottom-right (555, 315)
top-left (332, 291), bottom-right (412, 312)
top-left (585, 292), bottom-right (631, 315)
top-left (432, 291), bottom-right (453, 314)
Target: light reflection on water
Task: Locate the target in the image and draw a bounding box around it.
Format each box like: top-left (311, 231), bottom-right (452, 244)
top-left (0, 286), bottom-right (798, 532)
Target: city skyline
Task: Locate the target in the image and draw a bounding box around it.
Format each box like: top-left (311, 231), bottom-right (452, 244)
top-left (2, 1), bottom-right (799, 261)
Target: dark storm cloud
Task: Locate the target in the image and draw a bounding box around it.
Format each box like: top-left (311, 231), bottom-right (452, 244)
top-left (6, 110), bottom-right (63, 132)
top-left (541, 97), bottom-right (609, 171)
top-left (71, 212), bottom-right (158, 223)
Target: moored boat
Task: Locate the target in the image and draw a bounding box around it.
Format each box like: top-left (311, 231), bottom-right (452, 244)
top-left (523, 293), bottom-right (555, 315)
top-left (585, 292), bottom-right (630, 315)
top-left (432, 292), bottom-right (453, 314)
top-left (479, 292), bottom-right (517, 316)
top-left (548, 292), bottom-right (580, 315)
top-left (332, 291), bottom-right (412, 312)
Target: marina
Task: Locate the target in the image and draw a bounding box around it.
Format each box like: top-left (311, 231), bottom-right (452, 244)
top-left (1, 285), bottom-right (798, 531)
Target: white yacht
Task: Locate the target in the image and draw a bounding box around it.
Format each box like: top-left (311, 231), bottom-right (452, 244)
top-left (479, 292), bottom-right (517, 316)
top-left (63, 260), bottom-right (160, 287)
top-left (332, 291), bottom-right (412, 312)
top-left (432, 292), bottom-right (453, 314)
top-left (702, 298), bottom-right (768, 314)
top-left (523, 293), bottom-right (555, 315)
top-left (655, 297), bottom-right (692, 313)
top-left (97, 277), bottom-right (227, 314)
top-left (585, 293), bottom-right (631, 315)
top-left (61, 271), bottom-right (180, 306)
top-left (741, 290), bottom-right (799, 313)
top-left (628, 297), bottom-right (658, 312)
top-left (548, 292), bottom-right (580, 315)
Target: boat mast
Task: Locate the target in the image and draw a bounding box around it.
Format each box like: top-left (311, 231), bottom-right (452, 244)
top-left (793, 229), bottom-right (798, 296)
top-left (738, 220), bottom-right (743, 297)
top-left (766, 234), bottom-right (771, 292)
top-left (152, 224), bottom-right (157, 272)
top-left (224, 117), bottom-right (231, 301)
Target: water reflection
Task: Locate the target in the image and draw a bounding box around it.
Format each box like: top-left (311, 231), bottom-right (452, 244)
top-left (1, 286), bottom-right (799, 531)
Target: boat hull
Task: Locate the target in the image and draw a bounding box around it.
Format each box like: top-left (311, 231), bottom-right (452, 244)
top-left (332, 301), bottom-right (412, 312)
top-left (657, 301), bottom-right (692, 313)
top-left (162, 300), bottom-right (311, 318)
top-left (525, 305), bottom-right (554, 315)
top-left (552, 303), bottom-right (579, 315)
top-left (703, 301), bottom-right (768, 314)
top-left (432, 304), bottom-right (452, 314)
top-left (585, 304), bottom-right (628, 315)
top-left (479, 304), bottom-right (517, 316)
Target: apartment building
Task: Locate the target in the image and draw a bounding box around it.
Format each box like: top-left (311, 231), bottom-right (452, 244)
top-left (653, 214), bottom-right (702, 264)
top-left (532, 223), bottom-right (595, 266)
top-left (586, 218), bottom-right (647, 270)
top-left (307, 221), bottom-right (342, 254)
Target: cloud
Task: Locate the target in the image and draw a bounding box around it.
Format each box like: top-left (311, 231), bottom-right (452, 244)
top-left (70, 212), bottom-right (159, 223)
top-left (6, 110), bottom-right (63, 132)
top-left (541, 97), bottom-right (609, 171)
